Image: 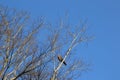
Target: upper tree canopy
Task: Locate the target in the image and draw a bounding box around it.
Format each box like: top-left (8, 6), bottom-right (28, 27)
top-left (0, 5), bottom-right (91, 80)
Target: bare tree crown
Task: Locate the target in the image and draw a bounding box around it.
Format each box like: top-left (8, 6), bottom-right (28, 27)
top-left (0, 5), bottom-right (91, 80)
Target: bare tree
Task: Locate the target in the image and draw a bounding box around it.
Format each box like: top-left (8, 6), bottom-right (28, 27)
top-left (0, 5), bottom-right (91, 80)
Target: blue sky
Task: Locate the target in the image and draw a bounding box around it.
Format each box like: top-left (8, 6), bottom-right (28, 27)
top-left (0, 0), bottom-right (120, 80)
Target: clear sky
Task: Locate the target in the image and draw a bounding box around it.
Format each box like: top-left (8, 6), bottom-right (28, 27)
top-left (0, 0), bottom-right (120, 80)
